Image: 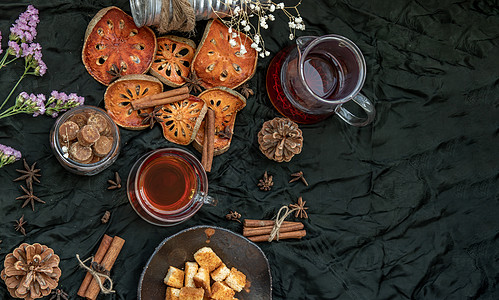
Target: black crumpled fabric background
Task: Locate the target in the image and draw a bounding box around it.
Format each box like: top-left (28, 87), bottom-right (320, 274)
top-left (1, 0), bottom-right (498, 299)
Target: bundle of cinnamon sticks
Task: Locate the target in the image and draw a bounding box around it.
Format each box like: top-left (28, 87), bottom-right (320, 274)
top-left (77, 234), bottom-right (125, 300)
top-left (242, 219), bottom-right (306, 242)
top-left (131, 86), bottom-right (189, 110)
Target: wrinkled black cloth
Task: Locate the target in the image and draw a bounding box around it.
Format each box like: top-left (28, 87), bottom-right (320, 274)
top-left (1, 0), bottom-right (498, 299)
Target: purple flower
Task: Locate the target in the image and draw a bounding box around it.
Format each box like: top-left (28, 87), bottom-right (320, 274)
top-left (15, 92), bottom-right (46, 117)
top-left (0, 31), bottom-right (3, 56)
top-left (10, 5), bottom-right (39, 43)
top-left (0, 143), bottom-right (22, 168)
top-left (45, 90), bottom-right (85, 117)
top-left (8, 40), bottom-right (21, 57)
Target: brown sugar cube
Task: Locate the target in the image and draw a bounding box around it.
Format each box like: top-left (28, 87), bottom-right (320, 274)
top-left (210, 282), bottom-right (235, 300)
top-left (193, 267), bottom-right (211, 295)
top-left (224, 267), bottom-right (246, 292)
top-left (211, 263), bottom-right (230, 282)
top-left (194, 247), bottom-right (222, 272)
top-left (68, 113), bottom-right (88, 128)
top-left (77, 125), bottom-right (100, 146)
top-left (58, 121), bottom-right (79, 142)
top-left (69, 142), bottom-right (93, 163)
top-left (165, 287), bottom-right (180, 300)
top-left (178, 287), bottom-right (204, 300)
top-left (185, 262), bottom-right (199, 288)
top-left (92, 136), bottom-right (113, 157)
top-left (163, 266), bottom-right (184, 288)
top-left (87, 113), bottom-right (109, 134)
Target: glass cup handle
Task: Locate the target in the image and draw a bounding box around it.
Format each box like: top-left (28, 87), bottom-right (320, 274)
top-left (197, 192), bottom-right (218, 206)
top-left (335, 93), bottom-right (376, 127)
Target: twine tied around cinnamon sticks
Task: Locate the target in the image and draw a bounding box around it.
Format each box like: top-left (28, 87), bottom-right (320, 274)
top-left (268, 205), bottom-right (300, 242)
top-left (76, 255), bottom-right (115, 294)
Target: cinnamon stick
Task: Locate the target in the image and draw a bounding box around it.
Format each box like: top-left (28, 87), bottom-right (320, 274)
top-left (247, 230), bottom-right (307, 242)
top-left (77, 234), bottom-right (113, 297)
top-left (201, 109), bottom-right (215, 172)
top-left (84, 236), bottom-right (125, 300)
top-left (243, 219), bottom-right (302, 228)
top-left (243, 222), bottom-right (304, 237)
top-left (130, 86), bottom-right (189, 110)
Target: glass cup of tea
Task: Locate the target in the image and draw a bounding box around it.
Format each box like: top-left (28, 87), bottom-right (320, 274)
top-left (266, 34), bottom-right (376, 125)
top-left (127, 148), bottom-right (217, 226)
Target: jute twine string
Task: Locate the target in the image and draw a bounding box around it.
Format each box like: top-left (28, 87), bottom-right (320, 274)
top-left (268, 205), bottom-right (299, 242)
top-left (76, 254), bottom-right (115, 294)
top-left (158, 0), bottom-right (196, 33)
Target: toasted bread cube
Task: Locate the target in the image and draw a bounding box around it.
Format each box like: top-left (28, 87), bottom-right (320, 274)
top-left (211, 263), bottom-right (230, 282)
top-left (210, 282), bottom-right (235, 300)
top-left (194, 247), bottom-right (222, 272)
top-left (179, 287), bottom-right (204, 300)
top-left (164, 266), bottom-right (184, 288)
top-left (193, 267), bottom-right (211, 294)
top-left (224, 267), bottom-right (246, 292)
top-left (165, 287), bottom-right (180, 300)
top-left (185, 262), bottom-right (199, 288)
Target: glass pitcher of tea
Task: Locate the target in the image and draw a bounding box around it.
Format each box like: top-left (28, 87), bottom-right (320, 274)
top-left (266, 34), bottom-right (375, 125)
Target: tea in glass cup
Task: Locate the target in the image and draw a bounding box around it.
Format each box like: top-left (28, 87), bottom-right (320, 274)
top-left (127, 148), bottom-right (216, 226)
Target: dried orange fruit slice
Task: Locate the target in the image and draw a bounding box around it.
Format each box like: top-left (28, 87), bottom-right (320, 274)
top-left (159, 95), bottom-right (208, 145)
top-left (193, 87), bottom-right (246, 155)
top-left (82, 6), bottom-right (157, 85)
top-left (192, 19), bottom-right (257, 89)
top-left (104, 74), bottom-right (163, 130)
top-left (150, 36), bottom-right (196, 87)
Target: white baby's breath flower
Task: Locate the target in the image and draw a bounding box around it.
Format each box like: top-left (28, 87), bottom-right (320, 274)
top-left (229, 39), bottom-right (237, 47)
top-left (268, 14), bottom-right (275, 21)
top-left (289, 33), bottom-right (294, 40)
top-left (265, 50), bottom-right (270, 56)
top-left (240, 47), bottom-right (247, 54)
top-left (259, 52), bottom-right (265, 58)
top-left (228, 27), bottom-right (232, 33)
top-left (269, 4), bottom-right (276, 12)
top-left (277, 3), bottom-right (285, 9)
top-left (241, 20), bottom-right (247, 26)
top-left (250, 3), bottom-right (255, 9)
top-left (232, 32), bottom-right (238, 38)
top-left (295, 17), bottom-right (303, 23)
top-left (244, 25), bottom-right (251, 32)
top-left (251, 42), bottom-right (258, 49)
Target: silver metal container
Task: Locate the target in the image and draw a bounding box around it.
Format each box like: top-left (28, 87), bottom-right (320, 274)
top-left (130, 0), bottom-right (238, 27)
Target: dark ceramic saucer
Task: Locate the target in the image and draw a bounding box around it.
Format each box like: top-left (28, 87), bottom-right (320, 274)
top-left (138, 225), bottom-right (272, 299)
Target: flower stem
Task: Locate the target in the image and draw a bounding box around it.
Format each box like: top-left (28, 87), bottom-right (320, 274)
top-left (0, 69), bottom-right (27, 112)
top-left (0, 52), bottom-right (10, 70)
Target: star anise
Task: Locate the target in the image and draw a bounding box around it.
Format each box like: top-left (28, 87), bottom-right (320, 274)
top-left (182, 72), bottom-right (204, 94)
top-left (289, 171), bottom-right (308, 186)
top-left (225, 210), bottom-right (242, 223)
top-left (91, 261), bottom-right (110, 276)
top-left (49, 288), bottom-right (69, 300)
top-left (16, 184), bottom-right (45, 211)
top-left (257, 171), bottom-right (274, 191)
top-left (289, 196), bottom-right (308, 219)
top-left (101, 210), bottom-right (111, 224)
top-left (14, 159), bottom-right (41, 189)
top-left (106, 63), bottom-right (125, 83)
top-left (107, 172), bottom-right (122, 190)
top-left (236, 82), bottom-right (254, 99)
top-left (139, 105), bottom-right (164, 129)
top-left (15, 215), bottom-right (27, 236)
top-left (216, 126), bottom-right (232, 139)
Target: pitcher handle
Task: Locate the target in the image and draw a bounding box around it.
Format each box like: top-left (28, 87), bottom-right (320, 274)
top-left (197, 192), bottom-right (218, 206)
top-left (335, 93), bottom-right (376, 127)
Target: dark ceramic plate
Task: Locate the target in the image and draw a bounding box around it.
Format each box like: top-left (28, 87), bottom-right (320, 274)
top-left (138, 225), bottom-right (272, 299)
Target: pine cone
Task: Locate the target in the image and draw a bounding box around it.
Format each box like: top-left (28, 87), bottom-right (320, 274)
top-left (1, 243), bottom-right (61, 300)
top-left (258, 117), bottom-right (303, 162)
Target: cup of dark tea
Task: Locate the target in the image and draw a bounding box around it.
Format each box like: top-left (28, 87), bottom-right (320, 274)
top-left (127, 148), bottom-right (217, 226)
top-left (266, 34), bottom-right (376, 125)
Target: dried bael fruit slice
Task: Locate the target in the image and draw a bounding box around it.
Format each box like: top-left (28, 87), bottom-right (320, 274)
top-left (159, 95), bottom-right (208, 145)
top-left (150, 36), bottom-right (196, 87)
top-left (192, 19), bottom-right (257, 89)
top-left (104, 74), bottom-right (163, 130)
top-left (82, 6), bottom-right (157, 85)
top-left (193, 87), bottom-right (246, 155)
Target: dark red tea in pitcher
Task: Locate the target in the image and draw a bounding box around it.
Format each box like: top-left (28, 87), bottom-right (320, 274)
top-left (138, 154), bottom-right (197, 211)
top-left (266, 35), bottom-right (375, 126)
